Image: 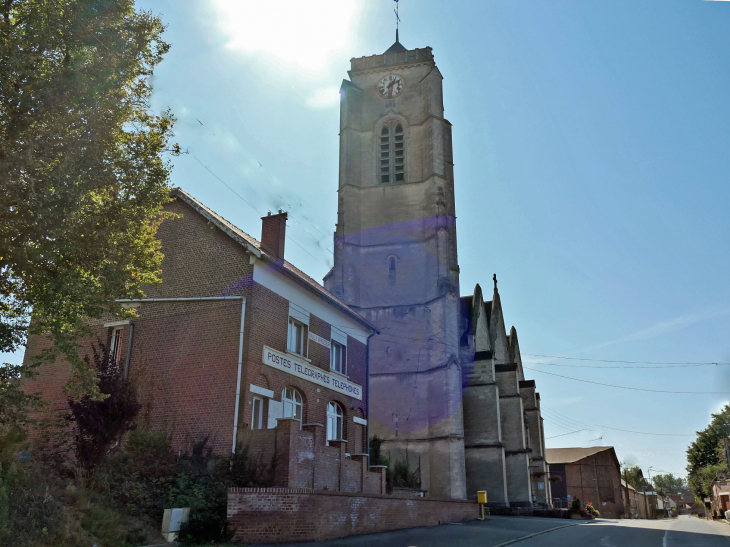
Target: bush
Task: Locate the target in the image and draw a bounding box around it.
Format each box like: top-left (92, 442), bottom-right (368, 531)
top-left (391, 459), bottom-right (420, 490)
top-left (585, 503), bottom-right (600, 518)
top-left (369, 436), bottom-right (421, 494)
top-left (67, 342), bottom-right (141, 470)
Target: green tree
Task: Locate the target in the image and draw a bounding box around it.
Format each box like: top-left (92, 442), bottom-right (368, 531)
top-left (686, 404), bottom-right (730, 501)
top-left (0, 0), bottom-right (177, 400)
top-left (652, 473), bottom-right (688, 496)
top-left (622, 464), bottom-right (642, 488)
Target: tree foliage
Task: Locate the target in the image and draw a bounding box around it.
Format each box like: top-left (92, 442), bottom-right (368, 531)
top-left (622, 464), bottom-right (642, 488)
top-left (67, 342), bottom-right (141, 469)
top-left (686, 404), bottom-right (730, 500)
top-left (0, 0), bottom-right (177, 396)
top-left (652, 473), bottom-right (688, 496)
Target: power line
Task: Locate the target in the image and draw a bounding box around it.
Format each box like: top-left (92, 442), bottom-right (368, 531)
top-left (525, 360), bottom-right (729, 370)
top-left (522, 353), bottom-right (728, 366)
top-left (526, 367), bottom-right (730, 394)
top-left (596, 425), bottom-right (694, 437)
top-left (191, 154), bottom-right (458, 349)
top-left (546, 429), bottom-right (588, 440)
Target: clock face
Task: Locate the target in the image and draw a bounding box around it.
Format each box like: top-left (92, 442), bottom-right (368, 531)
top-left (378, 74), bottom-right (404, 99)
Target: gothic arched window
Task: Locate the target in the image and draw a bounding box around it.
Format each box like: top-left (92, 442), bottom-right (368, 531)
top-left (379, 121), bottom-right (406, 184)
top-left (389, 257), bottom-right (396, 271)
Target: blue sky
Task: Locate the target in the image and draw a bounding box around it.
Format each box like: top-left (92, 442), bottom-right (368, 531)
top-left (7, 0), bottom-right (730, 479)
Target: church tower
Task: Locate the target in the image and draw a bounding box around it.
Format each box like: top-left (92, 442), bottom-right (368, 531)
top-left (324, 37), bottom-right (466, 499)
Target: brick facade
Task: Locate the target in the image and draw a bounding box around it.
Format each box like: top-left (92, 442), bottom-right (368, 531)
top-left (228, 487), bottom-right (478, 544)
top-left (547, 448), bottom-right (624, 518)
top-left (23, 190), bottom-right (376, 460)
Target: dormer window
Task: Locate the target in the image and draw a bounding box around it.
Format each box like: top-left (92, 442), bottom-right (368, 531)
top-left (379, 121), bottom-right (406, 184)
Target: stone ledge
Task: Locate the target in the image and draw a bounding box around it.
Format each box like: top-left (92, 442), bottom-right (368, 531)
top-left (228, 486), bottom-right (476, 504)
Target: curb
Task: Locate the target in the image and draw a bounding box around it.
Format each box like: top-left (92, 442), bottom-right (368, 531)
top-left (490, 523), bottom-right (582, 547)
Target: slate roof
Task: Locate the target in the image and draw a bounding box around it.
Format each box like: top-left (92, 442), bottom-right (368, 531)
top-left (384, 39), bottom-right (407, 54)
top-left (545, 446), bottom-right (615, 464)
top-left (171, 187), bottom-right (379, 334)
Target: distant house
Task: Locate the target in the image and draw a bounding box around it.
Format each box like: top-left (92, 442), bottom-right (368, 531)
top-left (546, 446), bottom-right (624, 518)
top-left (666, 494), bottom-right (688, 514)
top-left (710, 479), bottom-right (730, 519)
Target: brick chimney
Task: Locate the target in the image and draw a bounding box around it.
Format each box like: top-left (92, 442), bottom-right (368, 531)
top-left (261, 210), bottom-right (287, 261)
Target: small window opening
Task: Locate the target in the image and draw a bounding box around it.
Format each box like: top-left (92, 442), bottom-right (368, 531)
top-left (380, 125), bottom-right (390, 183)
top-left (252, 397), bottom-right (263, 430)
top-left (287, 318), bottom-right (308, 357)
top-left (379, 121), bottom-right (405, 184)
top-left (327, 402), bottom-right (344, 442)
top-left (282, 387), bottom-right (303, 426)
top-left (331, 341), bottom-right (345, 374)
top-left (110, 327), bottom-right (123, 366)
top-left (394, 124), bottom-right (404, 182)
top-left (389, 257), bottom-right (396, 271)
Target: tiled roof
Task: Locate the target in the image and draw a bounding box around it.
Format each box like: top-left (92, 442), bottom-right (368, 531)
top-left (171, 187), bottom-right (379, 333)
top-left (545, 446), bottom-right (615, 464)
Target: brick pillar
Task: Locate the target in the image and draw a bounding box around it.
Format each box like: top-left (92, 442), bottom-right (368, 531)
top-left (370, 465), bottom-right (388, 495)
top-left (351, 454), bottom-right (368, 493)
top-left (329, 440), bottom-right (348, 491)
top-left (303, 423), bottom-right (325, 489)
top-left (274, 418), bottom-right (300, 487)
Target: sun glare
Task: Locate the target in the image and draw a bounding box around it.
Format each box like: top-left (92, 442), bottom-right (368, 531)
top-left (212, 0), bottom-right (359, 72)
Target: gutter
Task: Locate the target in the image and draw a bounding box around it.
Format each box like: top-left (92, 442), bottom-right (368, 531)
top-left (232, 298), bottom-right (247, 453)
top-left (365, 331), bottom-right (378, 468)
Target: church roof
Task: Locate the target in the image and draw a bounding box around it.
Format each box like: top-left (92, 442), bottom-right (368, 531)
top-left (170, 187), bottom-right (379, 334)
top-left (384, 29), bottom-right (408, 54)
top-left (384, 40), bottom-right (407, 54)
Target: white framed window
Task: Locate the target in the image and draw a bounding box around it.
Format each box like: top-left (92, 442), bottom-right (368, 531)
top-left (251, 397), bottom-right (263, 430)
top-left (282, 387), bottom-right (303, 425)
top-left (327, 402), bottom-right (343, 442)
top-left (287, 318), bottom-right (308, 357)
top-left (109, 327), bottom-right (123, 366)
top-left (331, 341), bottom-right (345, 374)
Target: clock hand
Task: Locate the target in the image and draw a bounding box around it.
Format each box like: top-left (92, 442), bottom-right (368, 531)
top-left (387, 79), bottom-right (396, 98)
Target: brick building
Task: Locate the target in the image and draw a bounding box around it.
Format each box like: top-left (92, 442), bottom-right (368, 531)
top-left (546, 446), bottom-right (625, 518)
top-left (23, 188), bottom-right (378, 459)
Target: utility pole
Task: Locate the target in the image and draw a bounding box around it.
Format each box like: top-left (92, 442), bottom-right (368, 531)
top-left (724, 438), bottom-right (730, 470)
top-left (622, 465), bottom-right (632, 519)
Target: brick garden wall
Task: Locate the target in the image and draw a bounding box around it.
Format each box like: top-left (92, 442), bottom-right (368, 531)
top-left (239, 418), bottom-right (383, 494)
top-left (227, 487), bottom-right (478, 544)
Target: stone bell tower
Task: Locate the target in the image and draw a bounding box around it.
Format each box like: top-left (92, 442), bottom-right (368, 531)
top-left (324, 37), bottom-right (466, 499)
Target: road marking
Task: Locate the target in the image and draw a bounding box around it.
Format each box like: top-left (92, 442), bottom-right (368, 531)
top-left (489, 523), bottom-right (583, 547)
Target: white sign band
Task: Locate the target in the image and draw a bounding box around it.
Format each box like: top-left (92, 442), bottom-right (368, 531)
top-left (309, 331), bottom-right (331, 349)
top-left (262, 346), bottom-right (362, 400)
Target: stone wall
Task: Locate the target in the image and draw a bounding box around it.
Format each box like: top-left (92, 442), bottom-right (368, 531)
top-left (228, 487), bottom-right (478, 544)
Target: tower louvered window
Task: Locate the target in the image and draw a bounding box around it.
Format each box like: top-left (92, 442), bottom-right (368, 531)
top-left (379, 121), bottom-right (405, 183)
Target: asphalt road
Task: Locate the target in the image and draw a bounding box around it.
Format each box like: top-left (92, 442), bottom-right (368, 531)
top-left (263, 515), bottom-right (730, 547)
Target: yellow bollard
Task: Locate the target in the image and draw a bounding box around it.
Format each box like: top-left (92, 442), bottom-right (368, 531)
top-left (477, 490), bottom-right (488, 520)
